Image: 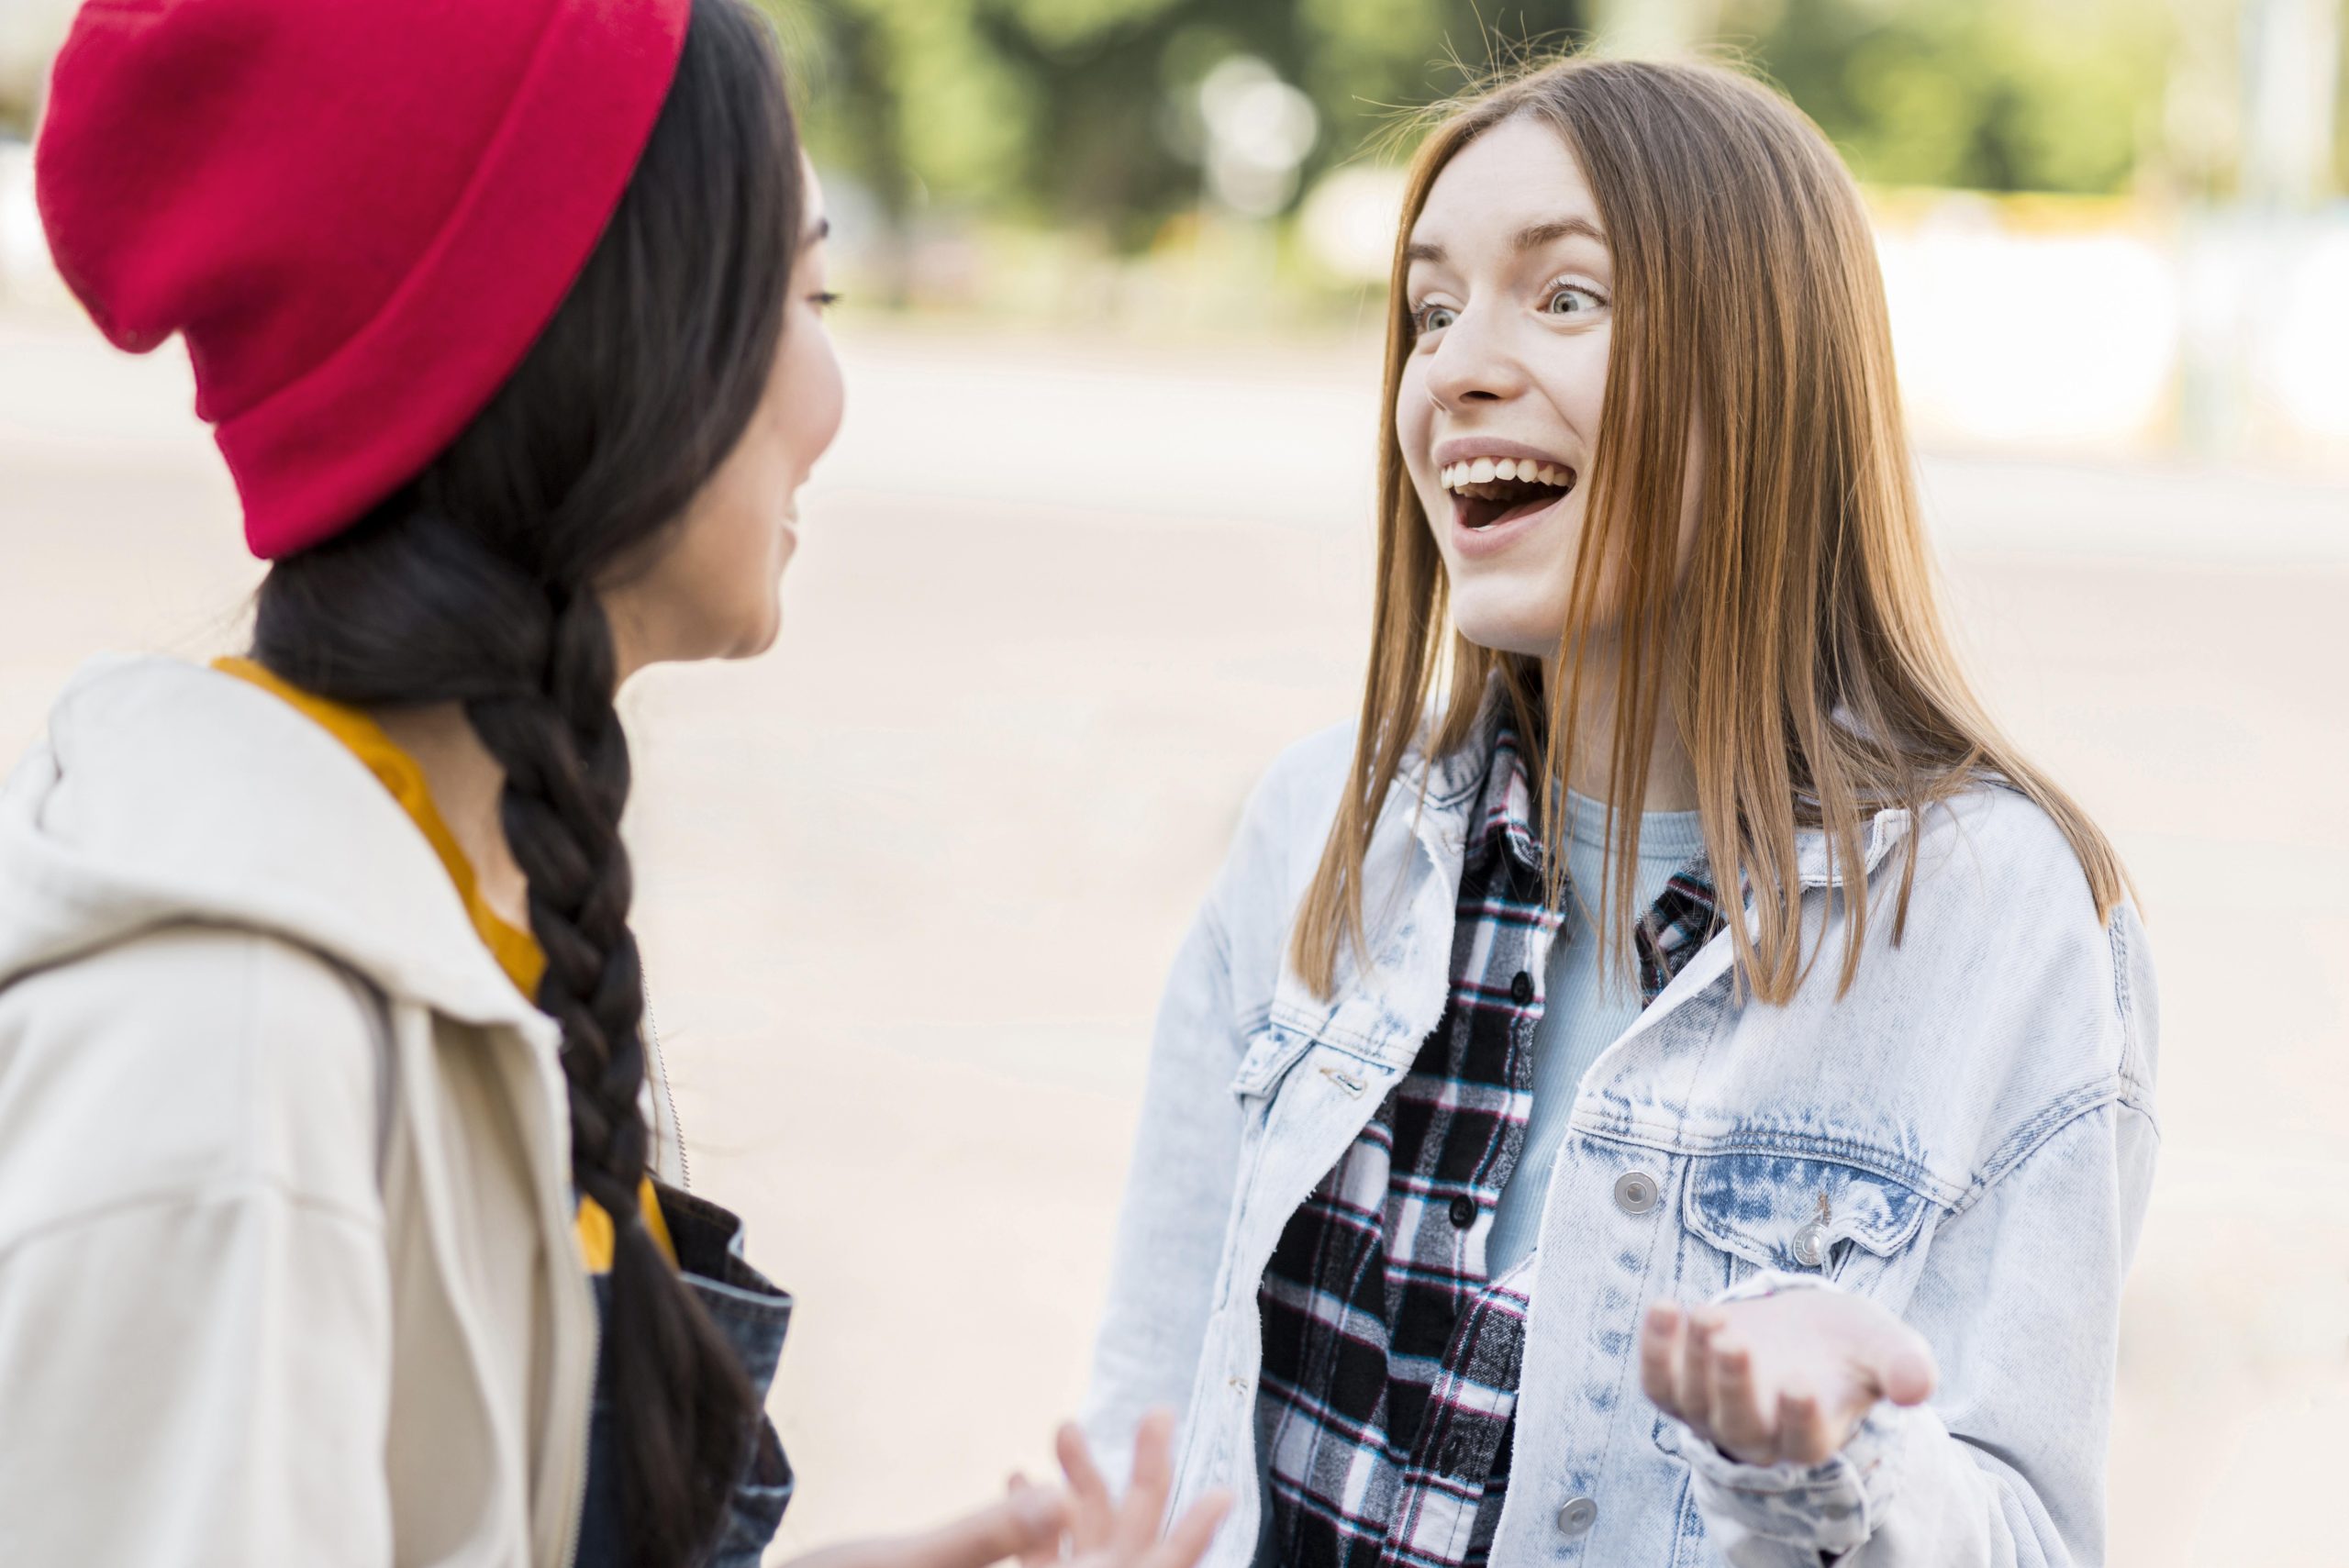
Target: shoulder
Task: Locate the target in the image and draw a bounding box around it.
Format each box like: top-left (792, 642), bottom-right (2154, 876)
top-left (0, 925), bottom-right (386, 1248)
top-left (1909, 784), bottom-right (2101, 909)
top-left (1901, 784), bottom-right (2142, 992)
top-left (1245, 719), bottom-right (1360, 828)
top-left (1210, 719), bottom-right (1359, 919)
top-left (1855, 784), bottom-right (2156, 1154)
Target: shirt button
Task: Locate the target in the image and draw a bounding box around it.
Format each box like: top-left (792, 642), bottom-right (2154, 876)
top-left (1556, 1496), bottom-right (1598, 1536)
top-left (1439, 1435), bottom-right (1469, 1476)
top-left (1510, 970), bottom-right (1535, 1004)
top-left (1613, 1172), bottom-right (1659, 1215)
top-left (1448, 1195), bottom-right (1476, 1229)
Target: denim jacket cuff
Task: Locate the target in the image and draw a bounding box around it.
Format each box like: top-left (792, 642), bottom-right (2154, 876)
top-left (1655, 1271), bottom-right (1908, 1557)
top-left (1656, 1404), bottom-right (1906, 1558)
top-left (1717, 1266), bottom-right (1839, 1306)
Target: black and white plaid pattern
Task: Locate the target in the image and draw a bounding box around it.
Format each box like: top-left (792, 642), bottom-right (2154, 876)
top-left (1254, 726), bottom-right (1722, 1568)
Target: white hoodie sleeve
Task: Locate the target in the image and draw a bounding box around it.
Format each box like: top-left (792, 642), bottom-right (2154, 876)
top-left (0, 925), bottom-right (395, 1568)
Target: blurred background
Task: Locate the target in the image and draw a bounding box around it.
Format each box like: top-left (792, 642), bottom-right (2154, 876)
top-left (3, 1), bottom-right (2345, 1564)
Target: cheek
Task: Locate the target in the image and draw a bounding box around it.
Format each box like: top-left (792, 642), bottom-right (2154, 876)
top-left (675, 485), bottom-right (780, 603)
top-left (678, 438), bottom-right (793, 627)
top-left (779, 323), bottom-right (846, 478)
top-left (1394, 361), bottom-right (1439, 506)
top-left (1552, 326), bottom-right (1610, 434)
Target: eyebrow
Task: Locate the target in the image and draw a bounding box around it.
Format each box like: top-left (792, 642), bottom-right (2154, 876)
top-left (1404, 215), bottom-right (1608, 265)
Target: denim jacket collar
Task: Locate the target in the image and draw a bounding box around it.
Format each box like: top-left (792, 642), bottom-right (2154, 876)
top-left (1267, 681), bottom-right (1916, 1067)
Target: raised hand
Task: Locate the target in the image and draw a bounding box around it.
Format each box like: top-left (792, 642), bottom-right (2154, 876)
top-left (1639, 1290), bottom-right (1937, 1467)
top-left (787, 1408), bottom-right (1226, 1568)
top-left (1048, 1410), bottom-right (1230, 1568)
top-left (779, 1485), bottom-right (1066, 1568)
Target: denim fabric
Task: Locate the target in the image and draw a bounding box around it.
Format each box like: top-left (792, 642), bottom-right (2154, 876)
top-left (576, 1184), bottom-right (794, 1568)
top-left (1083, 699), bottom-right (2159, 1568)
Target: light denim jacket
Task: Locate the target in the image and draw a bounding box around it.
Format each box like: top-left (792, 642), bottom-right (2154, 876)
top-left (1081, 710), bottom-right (2158, 1568)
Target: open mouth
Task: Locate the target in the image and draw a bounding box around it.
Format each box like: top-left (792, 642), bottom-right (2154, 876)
top-left (1441, 456), bottom-right (1577, 530)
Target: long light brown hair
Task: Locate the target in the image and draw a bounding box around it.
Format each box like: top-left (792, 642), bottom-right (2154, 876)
top-left (1293, 56), bottom-right (2126, 1003)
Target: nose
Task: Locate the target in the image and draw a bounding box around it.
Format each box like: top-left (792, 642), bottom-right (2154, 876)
top-left (1423, 302), bottom-right (1527, 411)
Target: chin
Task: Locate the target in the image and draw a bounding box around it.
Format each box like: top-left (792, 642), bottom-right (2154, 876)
top-left (1446, 585), bottom-right (1568, 660)
top-left (737, 617), bottom-right (783, 660)
top-left (721, 596), bottom-right (785, 661)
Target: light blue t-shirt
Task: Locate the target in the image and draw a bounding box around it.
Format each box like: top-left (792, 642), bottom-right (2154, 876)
top-left (1486, 790), bottom-right (1705, 1276)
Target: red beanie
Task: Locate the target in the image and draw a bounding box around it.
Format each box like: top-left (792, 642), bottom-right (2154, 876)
top-left (35, 0), bottom-right (695, 559)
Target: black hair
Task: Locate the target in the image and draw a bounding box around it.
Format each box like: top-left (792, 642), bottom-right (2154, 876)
top-left (251, 2), bottom-right (800, 1562)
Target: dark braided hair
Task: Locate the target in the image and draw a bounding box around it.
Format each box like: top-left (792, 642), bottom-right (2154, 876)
top-left (250, 2), bottom-right (800, 1562)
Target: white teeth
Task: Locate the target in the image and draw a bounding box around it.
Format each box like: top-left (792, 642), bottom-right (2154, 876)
top-left (1439, 457), bottom-right (1575, 491)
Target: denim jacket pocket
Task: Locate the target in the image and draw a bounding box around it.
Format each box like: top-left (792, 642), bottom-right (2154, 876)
top-left (1653, 1151), bottom-right (1942, 1480)
top-left (1677, 1151), bottom-right (1936, 1288)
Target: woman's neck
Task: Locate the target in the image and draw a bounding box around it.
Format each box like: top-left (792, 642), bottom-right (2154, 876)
top-left (1542, 650), bottom-right (1699, 813)
top-left (373, 702), bottom-right (532, 929)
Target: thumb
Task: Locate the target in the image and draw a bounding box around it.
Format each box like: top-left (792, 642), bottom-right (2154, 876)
top-left (1865, 1319), bottom-right (1938, 1407)
top-left (902, 1487), bottom-right (1072, 1568)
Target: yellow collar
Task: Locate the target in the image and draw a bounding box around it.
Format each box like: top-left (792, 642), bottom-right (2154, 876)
top-left (211, 657), bottom-right (671, 1270)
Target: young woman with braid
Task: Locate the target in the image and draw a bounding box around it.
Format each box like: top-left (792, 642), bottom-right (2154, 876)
top-left (0, 3), bottom-right (1225, 1566)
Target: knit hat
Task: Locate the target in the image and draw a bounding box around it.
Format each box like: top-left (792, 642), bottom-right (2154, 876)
top-left (36, 0), bottom-right (695, 559)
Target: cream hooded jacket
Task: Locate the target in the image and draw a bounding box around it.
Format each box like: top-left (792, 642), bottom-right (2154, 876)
top-left (0, 655), bottom-right (685, 1568)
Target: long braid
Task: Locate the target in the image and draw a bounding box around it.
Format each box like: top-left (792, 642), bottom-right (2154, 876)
top-left (468, 589), bottom-right (755, 1565)
top-left (253, 1), bottom-right (803, 1558)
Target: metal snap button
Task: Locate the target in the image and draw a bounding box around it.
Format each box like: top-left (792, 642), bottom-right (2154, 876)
top-left (1448, 1194), bottom-right (1476, 1229)
top-left (1791, 1219), bottom-right (1830, 1269)
top-left (1612, 1172), bottom-right (1659, 1215)
top-left (1556, 1496), bottom-right (1598, 1536)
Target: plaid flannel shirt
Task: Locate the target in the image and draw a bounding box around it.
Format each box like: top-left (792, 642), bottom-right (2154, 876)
top-left (1252, 724), bottom-right (1723, 1568)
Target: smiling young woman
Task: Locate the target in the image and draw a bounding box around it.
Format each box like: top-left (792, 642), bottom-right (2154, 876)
top-left (1084, 56), bottom-right (2156, 1568)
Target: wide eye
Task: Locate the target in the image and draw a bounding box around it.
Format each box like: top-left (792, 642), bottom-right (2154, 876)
top-left (1415, 302), bottom-right (1458, 336)
top-left (1544, 284), bottom-right (1605, 317)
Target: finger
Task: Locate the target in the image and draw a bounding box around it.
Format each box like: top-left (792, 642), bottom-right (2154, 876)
top-left (1677, 1307), bottom-right (1722, 1432)
top-left (1115, 1409), bottom-right (1179, 1552)
top-left (1138, 1490), bottom-right (1232, 1568)
top-left (1776, 1389), bottom-right (1832, 1467)
top-left (1639, 1302), bottom-right (1684, 1415)
top-left (1054, 1422), bottom-right (1118, 1550)
top-left (1008, 1474), bottom-right (1062, 1568)
top-left (896, 1488), bottom-right (1071, 1568)
top-left (1706, 1335), bottom-right (1772, 1463)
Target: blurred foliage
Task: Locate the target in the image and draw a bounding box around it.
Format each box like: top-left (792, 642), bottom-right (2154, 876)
top-left (1720, 0), bottom-right (2172, 195)
top-left (767, 0), bottom-right (2342, 253)
top-left (763, 0), bottom-right (1595, 247)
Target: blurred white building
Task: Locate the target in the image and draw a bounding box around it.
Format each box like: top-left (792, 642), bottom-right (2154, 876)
top-left (1297, 161), bottom-right (2349, 467)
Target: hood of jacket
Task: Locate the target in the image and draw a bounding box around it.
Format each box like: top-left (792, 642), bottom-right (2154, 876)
top-left (0, 653), bottom-right (551, 1050)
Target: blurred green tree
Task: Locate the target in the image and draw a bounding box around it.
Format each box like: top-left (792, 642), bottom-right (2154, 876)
top-left (765, 0), bottom-right (1594, 249)
top-left (1720, 0), bottom-right (2173, 195)
top-left (762, 0), bottom-right (2328, 257)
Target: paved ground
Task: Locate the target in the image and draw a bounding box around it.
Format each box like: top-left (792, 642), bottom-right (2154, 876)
top-left (4, 306), bottom-right (2344, 1564)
